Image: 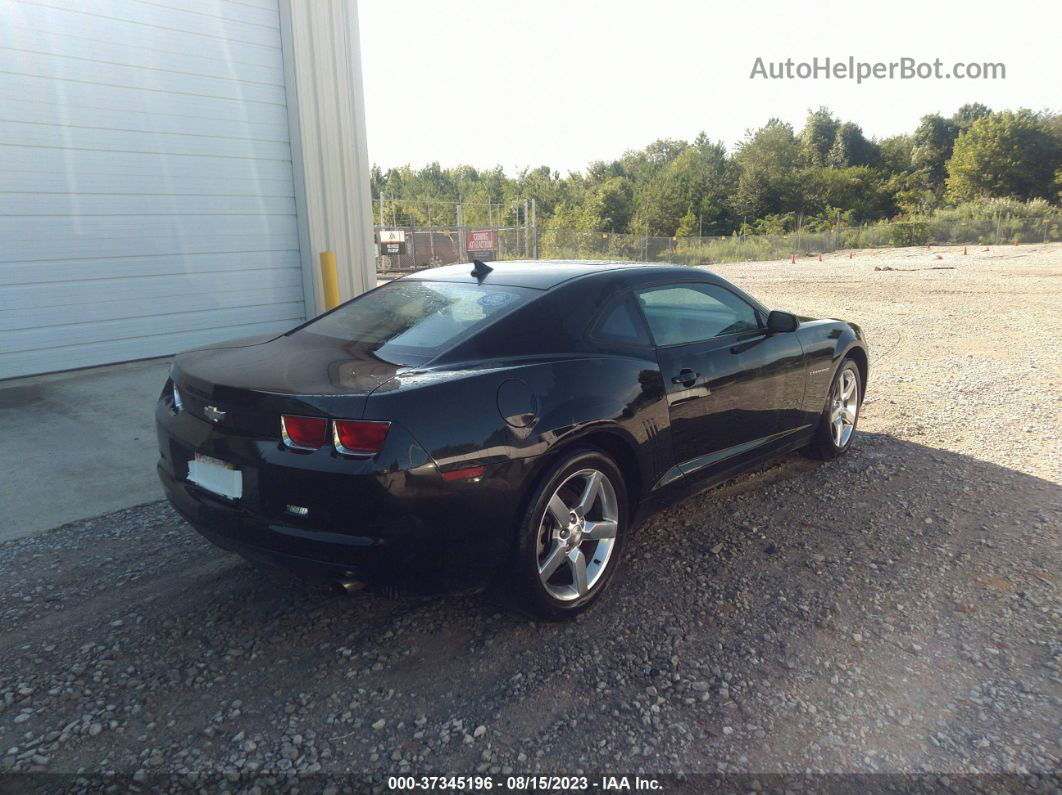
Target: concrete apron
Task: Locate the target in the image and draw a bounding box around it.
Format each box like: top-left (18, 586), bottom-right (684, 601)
top-left (0, 357), bottom-right (172, 542)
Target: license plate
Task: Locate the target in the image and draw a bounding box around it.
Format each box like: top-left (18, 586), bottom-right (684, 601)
top-left (187, 453), bottom-right (243, 500)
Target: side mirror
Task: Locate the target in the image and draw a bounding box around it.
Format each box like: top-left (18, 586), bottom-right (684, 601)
top-left (767, 310), bottom-right (799, 333)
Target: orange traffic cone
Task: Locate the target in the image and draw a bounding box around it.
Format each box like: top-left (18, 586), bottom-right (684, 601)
top-left (963, 246), bottom-right (967, 255)
top-left (818, 254), bottom-right (822, 262)
top-left (848, 251), bottom-right (853, 259)
top-left (790, 254), bottom-right (796, 264)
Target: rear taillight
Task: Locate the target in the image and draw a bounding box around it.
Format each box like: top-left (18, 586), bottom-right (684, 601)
top-left (333, 420), bottom-right (390, 456)
top-left (281, 415), bottom-right (328, 450)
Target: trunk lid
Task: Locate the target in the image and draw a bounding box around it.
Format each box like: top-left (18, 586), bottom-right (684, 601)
top-left (172, 333), bottom-right (403, 435)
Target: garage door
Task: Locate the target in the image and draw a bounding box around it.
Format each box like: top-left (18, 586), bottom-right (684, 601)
top-left (0, 0), bottom-right (307, 379)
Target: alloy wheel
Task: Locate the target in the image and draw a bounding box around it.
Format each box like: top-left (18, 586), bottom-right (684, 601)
top-left (536, 468), bottom-right (619, 601)
top-left (829, 368), bottom-right (859, 448)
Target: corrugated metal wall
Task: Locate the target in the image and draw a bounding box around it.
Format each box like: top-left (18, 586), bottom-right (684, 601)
top-left (0, 0), bottom-right (307, 379)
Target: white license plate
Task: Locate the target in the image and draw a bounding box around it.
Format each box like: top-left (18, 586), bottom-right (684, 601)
top-left (187, 453), bottom-right (243, 500)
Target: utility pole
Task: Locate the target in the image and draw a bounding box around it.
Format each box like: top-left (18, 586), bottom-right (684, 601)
top-left (456, 202), bottom-right (465, 261)
top-left (409, 216), bottom-right (416, 270)
top-left (531, 198), bottom-right (537, 259)
top-left (427, 200), bottom-right (435, 265)
top-left (523, 199), bottom-right (530, 258)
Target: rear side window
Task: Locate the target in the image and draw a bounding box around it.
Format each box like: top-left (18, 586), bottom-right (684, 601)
top-left (298, 280), bottom-right (534, 364)
top-left (590, 294), bottom-right (651, 346)
top-left (636, 283), bottom-right (760, 345)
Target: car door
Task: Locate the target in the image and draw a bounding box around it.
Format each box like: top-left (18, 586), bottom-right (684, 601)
top-left (635, 282), bottom-right (803, 486)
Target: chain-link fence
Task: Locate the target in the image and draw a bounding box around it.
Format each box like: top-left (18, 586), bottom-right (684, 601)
top-left (377, 212), bottom-right (1062, 274)
top-left (374, 226), bottom-right (531, 272)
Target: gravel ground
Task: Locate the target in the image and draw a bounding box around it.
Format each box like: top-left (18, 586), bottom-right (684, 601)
top-left (1, 244), bottom-right (1060, 789)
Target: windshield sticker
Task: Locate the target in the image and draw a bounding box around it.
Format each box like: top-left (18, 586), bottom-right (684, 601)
top-left (478, 293), bottom-right (512, 309)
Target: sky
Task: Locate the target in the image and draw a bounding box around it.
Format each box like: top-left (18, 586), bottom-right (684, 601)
top-left (359, 0), bottom-right (1060, 175)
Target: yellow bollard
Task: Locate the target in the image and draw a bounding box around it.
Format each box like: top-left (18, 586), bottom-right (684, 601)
top-left (319, 251), bottom-right (340, 311)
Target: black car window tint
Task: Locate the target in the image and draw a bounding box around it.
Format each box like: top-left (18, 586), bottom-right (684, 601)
top-left (298, 281), bottom-right (533, 363)
top-left (636, 284), bottom-right (759, 345)
top-left (591, 295), bottom-right (650, 345)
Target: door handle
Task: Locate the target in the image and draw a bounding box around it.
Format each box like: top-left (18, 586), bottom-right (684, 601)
top-left (671, 368), bottom-right (699, 387)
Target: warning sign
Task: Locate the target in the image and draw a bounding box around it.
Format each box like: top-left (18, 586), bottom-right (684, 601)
top-left (378, 229), bottom-right (406, 256)
top-left (466, 230), bottom-right (496, 252)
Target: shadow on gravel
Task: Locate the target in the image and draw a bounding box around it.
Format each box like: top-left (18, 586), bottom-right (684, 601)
top-left (1, 431), bottom-right (1059, 776)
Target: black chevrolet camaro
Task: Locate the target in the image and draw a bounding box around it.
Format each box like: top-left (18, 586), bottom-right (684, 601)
top-left (157, 260), bottom-right (867, 618)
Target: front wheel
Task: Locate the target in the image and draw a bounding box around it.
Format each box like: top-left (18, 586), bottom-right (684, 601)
top-left (508, 449), bottom-right (628, 619)
top-left (804, 359), bottom-right (862, 460)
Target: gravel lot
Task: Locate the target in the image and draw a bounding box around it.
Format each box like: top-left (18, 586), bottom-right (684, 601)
top-left (2, 244), bottom-right (1060, 789)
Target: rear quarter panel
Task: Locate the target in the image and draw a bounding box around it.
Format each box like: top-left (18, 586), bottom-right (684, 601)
top-left (362, 353), bottom-right (673, 526)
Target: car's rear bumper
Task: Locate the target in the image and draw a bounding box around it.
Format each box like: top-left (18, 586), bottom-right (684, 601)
top-left (156, 395), bottom-right (518, 591)
top-left (159, 464), bottom-right (390, 581)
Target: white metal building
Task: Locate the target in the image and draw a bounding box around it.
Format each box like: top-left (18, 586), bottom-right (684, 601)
top-left (0, 0), bottom-right (375, 379)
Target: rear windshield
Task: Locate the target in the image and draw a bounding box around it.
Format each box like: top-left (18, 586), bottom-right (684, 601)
top-left (297, 279), bottom-right (534, 364)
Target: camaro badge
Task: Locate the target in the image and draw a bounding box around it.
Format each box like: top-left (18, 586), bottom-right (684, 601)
top-left (204, 405), bottom-right (226, 423)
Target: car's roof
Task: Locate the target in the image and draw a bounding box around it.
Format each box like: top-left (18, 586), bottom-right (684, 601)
top-left (401, 260), bottom-right (703, 290)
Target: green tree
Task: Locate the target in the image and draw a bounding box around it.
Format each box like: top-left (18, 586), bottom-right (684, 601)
top-left (368, 104), bottom-right (1059, 241)
top-left (630, 170), bottom-right (686, 235)
top-left (953, 103), bottom-right (992, 129)
top-left (802, 166), bottom-right (896, 221)
top-left (887, 171), bottom-right (937, 215)
top-left (911, 114), bottom-right (960, 192)
top-left (731, 119), bottom-right (801, 220)
top-left (827, 122), bottom-right (880, 168)
top-left (667, 136), bottom-right (734, 233)
top-left (878, 134), bottom-right (914, 173)
top-left (946, 110), bottom-right (1061, 201)
top-left (675, 205), bottom-right (698, 237)
top-left (799, 107), bottom-right (841, 167)
top-left (575, 176), bottom-right (634, 232)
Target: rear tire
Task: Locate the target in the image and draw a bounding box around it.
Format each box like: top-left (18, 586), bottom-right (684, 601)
top-left (803, 358), bottom-right (862, 460)
top-left (507, 448), bottom-right (628, 620)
